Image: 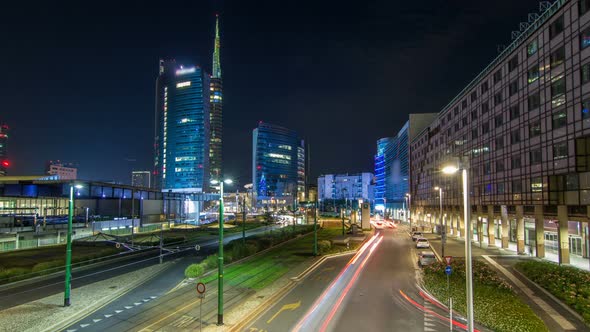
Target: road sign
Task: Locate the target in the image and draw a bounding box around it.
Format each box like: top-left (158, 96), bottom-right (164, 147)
top-left (444, 256), bottom-right (453, 265)
top-left (445, 265), bottom-right (452, 275)
top-left (196, 282), bottom-right (206, 294)
top-left (195, 244), bottom-right (201, 251)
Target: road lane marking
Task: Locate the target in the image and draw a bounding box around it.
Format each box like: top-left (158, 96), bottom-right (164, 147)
top-left (266, 300), bottom-right (301, 324)
top-left (124, 306), bottom-right (133, 309)
top-left (80, 324), bottom-right (90, 328)
top-left (481, 255), bottom-right (576, 330)
top-left (92, 319), bottom-right (102, 323)
top-left (104, 314), bottom-right (113, 318)
top-left (115, 310), bottom-right (123, 313)
top-left (171, 315), bottom-right (196, 327)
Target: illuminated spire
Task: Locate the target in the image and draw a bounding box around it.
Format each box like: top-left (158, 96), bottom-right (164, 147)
top-left (212, 14), bottom-right (221, 79)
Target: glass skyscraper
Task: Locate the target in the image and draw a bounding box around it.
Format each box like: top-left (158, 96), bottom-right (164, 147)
top-left (209, 15), bottom-right (223, 181)
top-left (154, 60), bottom-right (210, 193)
top-left (252, 122), bottom-right (305, 209)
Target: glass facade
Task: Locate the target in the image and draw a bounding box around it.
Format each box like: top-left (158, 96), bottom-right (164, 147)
top-left (209, 15), bottom-right (223, 181)
top-left (252, 122), bottom-right (304, 209)
top-left (155, 60), bottom-right (210, 193)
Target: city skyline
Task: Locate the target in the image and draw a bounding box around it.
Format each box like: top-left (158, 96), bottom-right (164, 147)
top-left (1, 0), bottom-right (543, 186)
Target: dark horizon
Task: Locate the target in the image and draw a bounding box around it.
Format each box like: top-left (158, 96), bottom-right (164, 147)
top-left (1, 0), bottom-right (542, 187)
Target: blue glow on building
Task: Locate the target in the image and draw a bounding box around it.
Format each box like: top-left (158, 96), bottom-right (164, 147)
top-left (155, 60), bottom-right (210, 193)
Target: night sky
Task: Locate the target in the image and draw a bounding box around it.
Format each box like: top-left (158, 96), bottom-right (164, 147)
top-left (1, 0), bottom-right (542, 187)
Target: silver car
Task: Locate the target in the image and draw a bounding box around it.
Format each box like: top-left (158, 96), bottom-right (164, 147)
top-left (418, 251), bottom-right (437, 266)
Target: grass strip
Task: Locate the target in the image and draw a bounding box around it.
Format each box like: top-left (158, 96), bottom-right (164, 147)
top-left (423, 259), bottom-right (548, 332)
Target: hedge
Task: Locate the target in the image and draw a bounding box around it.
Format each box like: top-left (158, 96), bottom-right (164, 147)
top-left (515, 260), bottom-right (590, 324)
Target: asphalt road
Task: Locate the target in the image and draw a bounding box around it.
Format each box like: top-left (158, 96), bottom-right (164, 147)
top-left (245, 227), bottom-right (455, 332)
top-left (0, 225), bottom-right (275, 312)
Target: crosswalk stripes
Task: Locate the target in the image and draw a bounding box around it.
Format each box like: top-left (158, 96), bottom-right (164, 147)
top-left (423, 299), bottom-right (438, 332)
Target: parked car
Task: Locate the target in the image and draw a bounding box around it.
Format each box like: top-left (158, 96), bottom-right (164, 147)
top-left (411, 231), bottom-right (423, 241)
top-left (416, 238), bottom-right (430, 249)
top-left (418, 251), bottom-right (437, 267)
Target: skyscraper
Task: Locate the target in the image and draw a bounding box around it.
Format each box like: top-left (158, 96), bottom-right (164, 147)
top-left (209, 14), bottom-right (223, 181)
top-left (154, 60), bottom-right (210, 193)
top-left (252, 122), bottom-right (305, 210)
top-left (0, 124), bottom-right (8, 176)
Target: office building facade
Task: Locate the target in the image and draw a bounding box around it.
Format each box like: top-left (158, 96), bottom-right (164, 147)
top-left (409, 0), bottom-right (590, 265)
top-left (317, 173), bottom-right (374, 203)
top-left (252, 122), bottom-right (305, 210)
top-left (209, 15), bottom-right (223, 181)
top-left (46, 161), bottom-right (77, 180)
top-left (0, 124), bottom-right (8, 176)
top-left (154, 60), bottom-right (210, 193)
top-left (131, 171), bottom-right (151, 188)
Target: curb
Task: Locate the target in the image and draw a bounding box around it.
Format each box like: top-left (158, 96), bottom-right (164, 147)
top-left (40, 261), bottom-right (173, 332)
top-left (512, 266), bottom-right (588, 327)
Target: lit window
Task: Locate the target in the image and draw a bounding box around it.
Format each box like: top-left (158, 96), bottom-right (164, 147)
top-left (176, 81), bottom-right (191, 88)
top-left (527, 40), bottom-right (538, 57)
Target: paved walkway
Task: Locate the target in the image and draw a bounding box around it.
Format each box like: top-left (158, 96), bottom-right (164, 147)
top-left (419, 230), bottom-right (587, 331)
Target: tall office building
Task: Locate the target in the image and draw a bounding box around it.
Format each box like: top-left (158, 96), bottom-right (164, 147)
top-left (317, 173), bottom-right (374, 201)
top-left (131, 171), bottom-right (151, 188)
top-left (409, 0), bottom-right (590, 265)
top-left (0, 124), bottom-right (8, 176)
top-left (209, 14), bottom-right (223, 181)
top-left (154, 60), bottom-right (210, 193)
top-left (252, 122), bottom-right (305, 210)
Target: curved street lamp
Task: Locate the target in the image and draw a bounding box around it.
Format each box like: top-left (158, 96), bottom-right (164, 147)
top-left (441, 157), bottom-right (473, 332)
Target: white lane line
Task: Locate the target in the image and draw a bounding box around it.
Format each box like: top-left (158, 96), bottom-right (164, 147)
top-left (143, 298), bottom-right (150, 302)
top-left (104, 314), bottom-right (113, 318)
top-left (115, 310), bottom-right (123, 314)
top-left (482, 255), bottom-right (576, 330)
top-left (92, 319), bottom-right (102, 323)
top-left (134, 302), bottom-right (142, 306)
top-left (150, 296), bottom-right (157, 299)
top-left (80, 323), bottom-right (90, 328)
top-left (124, 306), bottom-right (133, 309)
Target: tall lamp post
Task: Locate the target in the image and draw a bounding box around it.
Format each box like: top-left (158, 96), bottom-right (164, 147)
top-left (64, 183), bottom-right (83, 307)
top-left (434, 186), bottom-right (445, 258)
top-left (211, 178), bottom-right (233, 326)
top-left (405, 193), bottom-right (412, 230)
top-left (442, 158), bottom-right (473, 332)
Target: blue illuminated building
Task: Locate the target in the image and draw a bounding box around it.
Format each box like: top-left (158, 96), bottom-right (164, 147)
top-left (154, 60), bottom-right (210, 193)
top-left (252, 122), bottom-right (305, 210)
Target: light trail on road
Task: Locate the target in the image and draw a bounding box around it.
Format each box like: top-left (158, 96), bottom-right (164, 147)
top-left (292, 234), bottom-right (383, 332)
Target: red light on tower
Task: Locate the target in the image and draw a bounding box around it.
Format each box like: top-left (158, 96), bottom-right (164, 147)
top-left (1, 160), bottom-right (9, 168)
top-left (256, 165), bottom-right (262, 170)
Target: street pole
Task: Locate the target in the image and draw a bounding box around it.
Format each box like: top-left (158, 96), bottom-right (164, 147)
top-left (341, 207), bottom-right (345, 235)
top-left (159, 223), bottom-right (163, 264)
top-left (64, 185), bottom-right (74, 307)
top-left (218, 182), bottom-right (225, 326)
top-left (439, 187), bottom-right (445, 258)
top-left (313, 202), bottom-right (318, 255)
top-left (242, 196), bottom-right (246, 245)
top-left (462, 166), bottom-right (474, 332)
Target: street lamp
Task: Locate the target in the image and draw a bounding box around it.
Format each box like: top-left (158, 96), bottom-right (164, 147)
top-left (64, 183), bottom-right (83, 307)
top-left (441, 158), bottom-right (473, 332)
top-left (405, 193), bottom-right (412, 230)
top-left (210, 178), bottom-right (233, 326)
top-left (434, 186), bottom-right (445, 258)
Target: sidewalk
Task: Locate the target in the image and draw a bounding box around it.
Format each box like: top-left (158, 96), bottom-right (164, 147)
top-left (422, 232), bottom-right (587, 332)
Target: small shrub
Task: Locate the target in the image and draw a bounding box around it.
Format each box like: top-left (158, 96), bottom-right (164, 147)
top-left (184, 263), bottom-right (205, 278)
top-left (318, 240), bottom-right (332, 254)
top-left (203, 254), bottom-right (218, 269)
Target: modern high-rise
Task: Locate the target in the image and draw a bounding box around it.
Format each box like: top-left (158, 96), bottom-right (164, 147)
top-left (209, 14), bottom-right (223, 181)
top-left (374, 114), bottom-right (436, 216)
top-left (0, 123), bottom-right (8, 176)
top-left (409, 0), bottom-right (590, 265)
top-left (131, 171), bottom-right (151, 188)
top-left (252, 122), bottom-right (305, 210)
top-left (154, 60), bottom-right (210, 193)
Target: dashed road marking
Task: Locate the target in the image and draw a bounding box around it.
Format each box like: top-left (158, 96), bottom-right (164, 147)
top-left (92, 319), bottom-right (102, 323)
top-left (171, 315), bottom-right (196, 327)
top-left (143, 298), bottom-right (150, 302)
top-left (104, 314), bottom-right (113, 318)
top-left (80, 323), bottom-right (90, 328)
top-left (134, 302), bottom-right (142, 306)
top-left (124, 306), bottom-right (133, 309)
top-left (115, 310), bottom-right (123, 314)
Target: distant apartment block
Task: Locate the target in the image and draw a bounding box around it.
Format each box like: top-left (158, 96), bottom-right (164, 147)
top-left (46, 161), bottom-right (77, 180)
top-left (131, 171), bottom-right (151, 188)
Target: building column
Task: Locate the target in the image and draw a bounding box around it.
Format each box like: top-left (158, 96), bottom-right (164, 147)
top-left (501, 205), bottom-right (509, 249)
top-left (476, 206), bottom-right (484, 245)
top-left (557, 205), bottom-right (570, 265)
top-left (457, 207), bottom-right (464, 239)
top-left (487, 205), bottom-right (495, 247)
top-left (534, 205), bottom-right (545, 258)
top-left (516, 206), bottom-right (525, 254)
